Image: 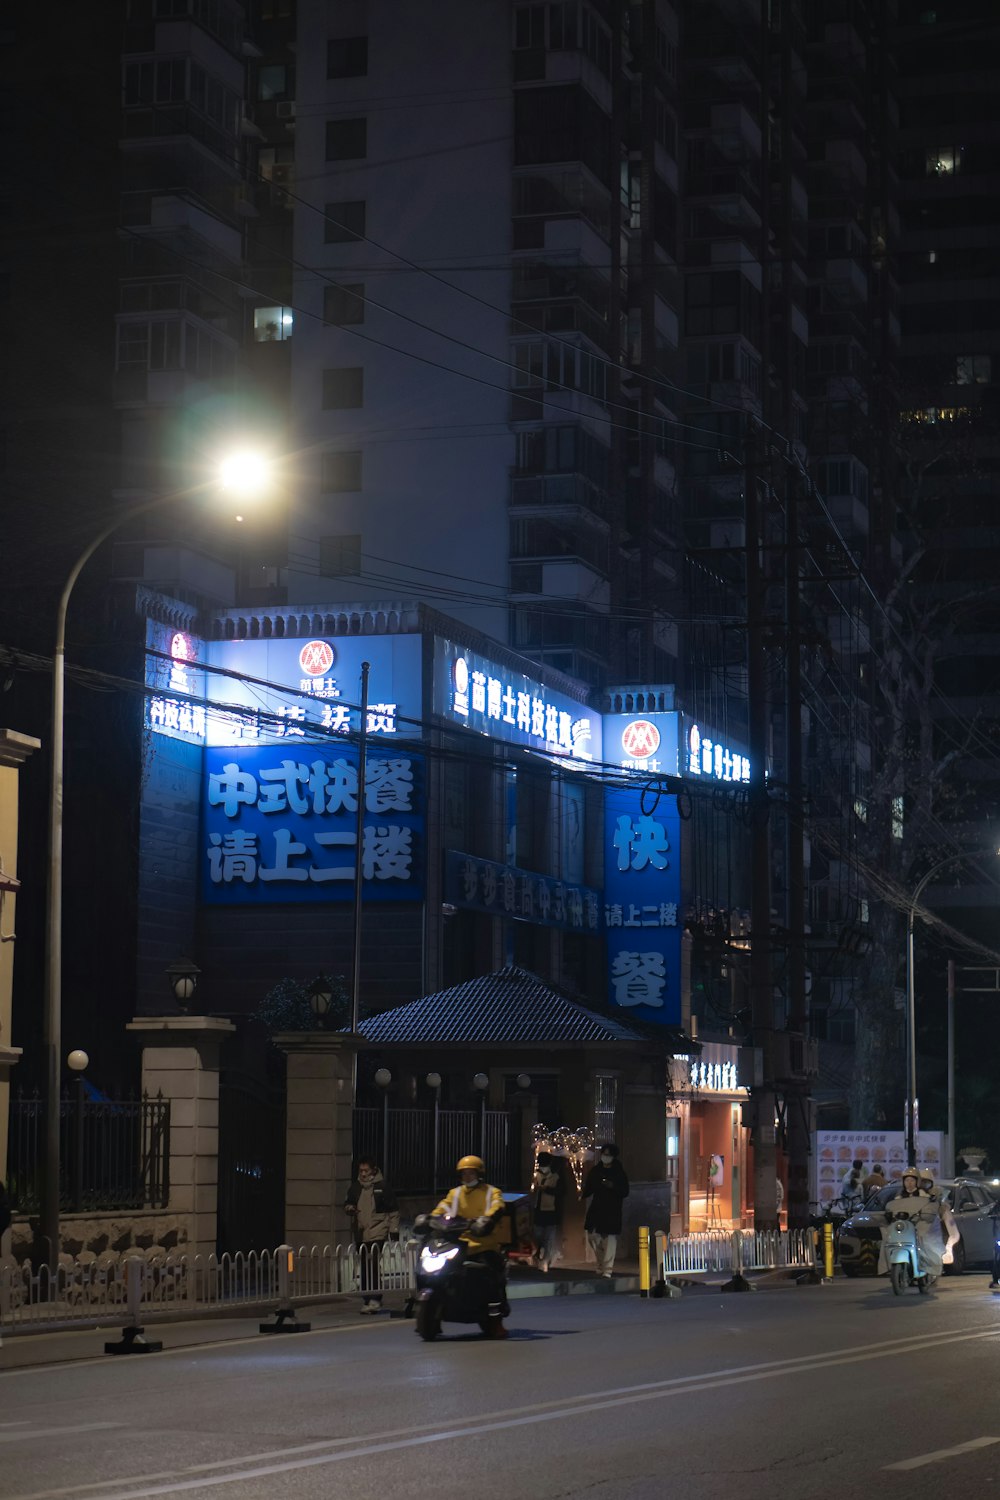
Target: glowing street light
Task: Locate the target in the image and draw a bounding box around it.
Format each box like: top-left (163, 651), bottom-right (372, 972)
top-left (41, 453), bottom-right (274, 1265)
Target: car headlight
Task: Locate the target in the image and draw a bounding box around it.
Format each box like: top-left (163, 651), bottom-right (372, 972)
top-left (420, 1245), bottom-right (460, 1273)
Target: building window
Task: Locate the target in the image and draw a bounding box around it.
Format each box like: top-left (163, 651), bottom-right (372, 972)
top-left (257, 64), bottom-right (292, 101)
top-left (891, 795), bottom-right (904, 840)
top-left (319, 534), bottom-right (362, 576)
top-left (324, 200), bottom-right (366, 243)
top-left (327, 35), bottom-right (368, 78)
top-left (321, 450), bottom-right (363, 492)
top-left (323, 283), bottom-right (365, 326)
top-left (956, 353), bottom-right (991, 385)
top-left (926, 146), bottom-right (962, 175)
top-left (116, 318), bottom-right (181, 371)
top-left (253, 305), bottom-right (293, 341)
top-left (322, 367), bottom-right (364, 408)
top-left (326, 117), bottom-right (367, 161)
top-left (594, 1074), bottom-right (618, 1143)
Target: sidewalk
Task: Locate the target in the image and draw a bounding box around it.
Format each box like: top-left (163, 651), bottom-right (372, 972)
top-left (0, 1263), bottom-right (644, 1371)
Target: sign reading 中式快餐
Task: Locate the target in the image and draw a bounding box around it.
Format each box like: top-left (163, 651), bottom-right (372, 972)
top-left (812, 1130), bottom-right (945, 1207)
top-left (433, 638), bottom-right (601, 764)
top-left (146, 631), bottom-right (423, 747)
top-left (202, 743), bottom-right (423, 904)
top-left (603, 784), bottom-right (682, 1024)
top-left (603, 710), bottom-right (750, 784)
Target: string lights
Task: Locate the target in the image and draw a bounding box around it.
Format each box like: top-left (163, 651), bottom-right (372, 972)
top-left (532, 1124), bottom-right (597, 1194)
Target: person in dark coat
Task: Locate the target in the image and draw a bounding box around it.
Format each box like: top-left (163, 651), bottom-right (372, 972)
top-left (531, 1152), bottom-right (566, 1272)
top-left (583, 1143), bottom-right (629, 1277)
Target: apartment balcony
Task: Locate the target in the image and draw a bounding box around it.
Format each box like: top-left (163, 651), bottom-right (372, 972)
top-left (121, 191), bottom-right (243, 266)
top-left (121, 104), bottom-right (242, 173)
top-left (826, 493), bottom-right (869, 540)
top-left (509, 474), bottom-right (610, 522)
top-left (818, 257), bottom-right (869, 307)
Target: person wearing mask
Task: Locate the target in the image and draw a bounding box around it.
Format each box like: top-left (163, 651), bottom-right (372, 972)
top-left (583, 1143), bottom-right (629, 1278)
top-left (344, 1155), bottom-right (400, 1312)
top-left (433, 1155), bottom-right (510, 1337)
top-left (531, 1152), bottom-right (565, 1273)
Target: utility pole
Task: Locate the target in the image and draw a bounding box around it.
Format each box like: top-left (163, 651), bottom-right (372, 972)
top-left (745, 422), bottom-right (778, 1229)
top-left (784, 469), bottom-right (811, 1230)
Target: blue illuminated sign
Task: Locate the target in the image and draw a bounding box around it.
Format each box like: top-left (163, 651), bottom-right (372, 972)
top-left (603, 786), bottom-right (682, 1025)
top-left (202, 743), bottom-right (424, 904)
top-left (432, 638), bottom-right (601, 764)
top-left (444, 850), bottom-right (601, 933)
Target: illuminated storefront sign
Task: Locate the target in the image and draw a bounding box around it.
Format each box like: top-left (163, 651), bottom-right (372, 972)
top-left (603, 785), bottom-right (682, 1024)
top-left (433, 638), bottom-right (601, 764)
top-left (674, 1042), bottom-right (747, 1095)
top-left (604, 710), bottom-right (750, 784)
top-left (444, 850), bottom-right (601, 932)
top-left (202, 744), bottom-right (423, 904)
top-left (146, 631), bottom-right (422, 747)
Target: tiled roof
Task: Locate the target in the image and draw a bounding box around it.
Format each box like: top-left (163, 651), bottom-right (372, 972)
top-left (356, 966), bottom-right (650, 1045)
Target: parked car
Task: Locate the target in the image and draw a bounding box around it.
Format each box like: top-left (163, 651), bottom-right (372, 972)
top-left (838, 1177), bottom-right (997, 1277)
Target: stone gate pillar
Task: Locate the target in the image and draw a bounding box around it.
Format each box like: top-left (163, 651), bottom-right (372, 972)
top-left (274, 1032), bottom-right (361, 1250)
top-left (126, 1015), bottom-right (235, 1259)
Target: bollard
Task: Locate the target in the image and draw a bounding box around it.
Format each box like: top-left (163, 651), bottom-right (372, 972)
top-left (105, 1257), bottom-right (163, 1355)
top-left (822, 1219), bottom-right (835, 1281)
top-left (260, 1245), bottom-right (311, 1334)
top-left (651, 1229), bottom-right (681, 1299)
top-left (638, 1226), bottom-right (650, 1297)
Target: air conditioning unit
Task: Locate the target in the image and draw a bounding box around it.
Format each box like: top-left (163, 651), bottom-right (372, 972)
top-left (766, 1032), bottom-right (819, 1081)
top-left (276, 100), bottom-right (296, 120)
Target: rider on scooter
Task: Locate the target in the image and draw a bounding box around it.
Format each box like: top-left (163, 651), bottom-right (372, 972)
top-left (432, 1155), bottom-right (509, 1337)
top-left (883, 1169), bottom-right (943, 1281)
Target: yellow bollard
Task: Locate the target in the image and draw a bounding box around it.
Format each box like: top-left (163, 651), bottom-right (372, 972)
top-left (823, 1220), bottom-right (835, 1280)
top-left (639, 1225), bottom-right (650, 1298)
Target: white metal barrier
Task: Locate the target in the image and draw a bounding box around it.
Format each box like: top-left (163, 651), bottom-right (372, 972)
top-left (658, 1228), bottom-right (817, 1286)
top-left (0, 1239), bottom-right (418, 1336)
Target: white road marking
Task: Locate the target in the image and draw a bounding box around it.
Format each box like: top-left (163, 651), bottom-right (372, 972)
top-left (885, 1436), bottom-right (1000, 1471)
top-left (11, 1325), bottom-right (1000, 1500)
top-left (0, 1424), bottom-right (119, 1445)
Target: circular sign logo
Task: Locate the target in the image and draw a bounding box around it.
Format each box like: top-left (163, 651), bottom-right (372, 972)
top-left (454, 656), bottom-right (469, 694)
top-left (621, 719), bottom-right (661, 760)
top-left (299, 640), bottom-right (335, 676)
top-left (170, 631), bottom-right (193, 662)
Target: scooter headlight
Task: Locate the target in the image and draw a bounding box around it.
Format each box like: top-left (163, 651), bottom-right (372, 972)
top-left (420, 1245), bottom-right (460, 1273)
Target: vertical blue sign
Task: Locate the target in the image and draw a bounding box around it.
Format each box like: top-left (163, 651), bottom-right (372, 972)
top-left (603, 787), bottom-right (682, 1025)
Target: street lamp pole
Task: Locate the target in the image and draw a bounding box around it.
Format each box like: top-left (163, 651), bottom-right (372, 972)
top-left (349, 661), bottom-right (370, 1043)
top-left (41, 459), bottom-right (271, 1265)
top-left (905, 851), bottom-right (976, 1170)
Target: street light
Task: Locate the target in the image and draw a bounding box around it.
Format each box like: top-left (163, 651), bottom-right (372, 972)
top-left (165, 958), bottom-right (201, 1013)
top-left (67, 1049), bottom-right (88, 1215)
top-left (473, 1071), bottom-right (489, 1161)
top-left (41, 449), bottom-right (273, 1267)
top-left (905, 849), bottom-right (996, 1168)
top-left (307, 975), bottom-right (334, 1028)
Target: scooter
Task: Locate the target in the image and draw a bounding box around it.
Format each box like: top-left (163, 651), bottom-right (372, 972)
top-left (413, 1216), bottom-right (510, 1341)
top-left (886, 1210), bottom-right (936, 1295)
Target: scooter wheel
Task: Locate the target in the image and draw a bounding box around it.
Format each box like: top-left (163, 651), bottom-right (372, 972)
top-left (890, 1262), bottom-right (909, 1296)
top-left (416, 1301), bottom-right (443, 1341)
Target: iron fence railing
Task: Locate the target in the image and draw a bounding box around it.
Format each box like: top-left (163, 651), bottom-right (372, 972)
top-left (0, 1240), bottom-right (418, 1334)
top-left (353, 1106), bottom-right (519, 1194)
top-left (7, 1090), bottom-right (170, 1214)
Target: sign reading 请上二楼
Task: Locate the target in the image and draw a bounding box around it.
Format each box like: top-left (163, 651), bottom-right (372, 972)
top-left (202, 744), bottom-right (423, 904)
top-left (146, 631), bottom-right (422, 747)
top-left (444, 850), bottom-right (602, 933)
top-left (603, 785), bottom-right (682, 1024)
top-left (432, 637), bottom-right (601, 764)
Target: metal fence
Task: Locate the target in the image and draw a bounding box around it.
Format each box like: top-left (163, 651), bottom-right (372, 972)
top-left (659, 1228), bottom-right (817, 1281)
top-left (7, 1090), bottom-right (171, 1214)
top-left (0, 1240), bottom-right (417, 1335)
top-left (353, 1105), bottom-right (518, 1194)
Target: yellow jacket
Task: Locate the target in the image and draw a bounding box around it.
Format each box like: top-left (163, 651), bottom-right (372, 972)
top-left (433, 1181), bottom-right (507, 1253)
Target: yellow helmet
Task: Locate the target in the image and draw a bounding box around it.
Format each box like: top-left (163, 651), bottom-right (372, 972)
top-left (457, 1155), bottom-right (485, 1173)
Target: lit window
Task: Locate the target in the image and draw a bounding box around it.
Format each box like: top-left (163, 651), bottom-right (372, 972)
top-left (891, 796), bottom-right (904, 840)
top-left (926, 147), bottom-right (962, 175)
top-left (956, 354), bottom-right (991, 385)
top-left (253, 306), bottom-right (293, 342)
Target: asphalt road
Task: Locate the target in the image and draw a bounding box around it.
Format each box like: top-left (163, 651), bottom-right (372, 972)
top-left (3, 1275), bottom-right (1000, 1500)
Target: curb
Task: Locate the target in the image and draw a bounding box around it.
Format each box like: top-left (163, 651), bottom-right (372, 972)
top-left (508, 1274), bottom-right (639, 1299)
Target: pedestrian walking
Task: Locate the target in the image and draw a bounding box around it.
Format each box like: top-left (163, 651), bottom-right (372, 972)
top-left (344, 1155), bottom-right (400, 1311)
top-left (531, 1152), bottom-right (565, 1272)
top-left (583, 1143), bottom-right (629, 1278)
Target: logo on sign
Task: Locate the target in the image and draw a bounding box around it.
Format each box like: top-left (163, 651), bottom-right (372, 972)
top-left (299, 640), bottom-right (335, 676)
top-left (621, 720), bottom-right (660, 760)
top-left (170, 632), bottom-right (193, 663)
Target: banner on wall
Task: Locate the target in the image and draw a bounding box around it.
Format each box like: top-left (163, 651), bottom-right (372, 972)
top-left (813, 1130), bottom-right (945, 1206)
top-left (603, 785), bottom-right (682, 1025)
top-left (444, 850), bottom-right (601, 933)
top-left (202, 743), bottom-right (424, 904)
